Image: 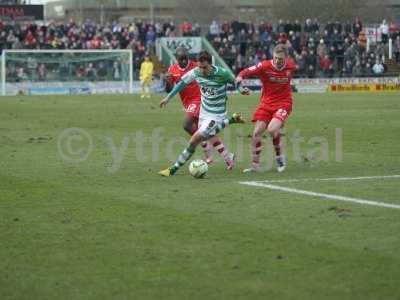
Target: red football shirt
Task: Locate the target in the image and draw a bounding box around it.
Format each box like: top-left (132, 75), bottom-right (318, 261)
top-left (238, 58), bottom-right (297, 108)
top-left (167, 60), bottom-right (201, 107)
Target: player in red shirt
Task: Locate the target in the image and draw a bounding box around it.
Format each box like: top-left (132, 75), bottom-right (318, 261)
top-left (165, 48), bottom-right (230, 165)
top-left (236, 44), bottom-right (297, 173)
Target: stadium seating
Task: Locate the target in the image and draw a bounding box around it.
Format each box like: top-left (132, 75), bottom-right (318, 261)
top-left (0, 19), bottom-right (398, 78)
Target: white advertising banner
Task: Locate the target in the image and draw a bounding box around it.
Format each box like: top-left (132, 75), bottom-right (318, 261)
top-left (160, 37), bottom-right (202, 54)
top-left (364, 26), bottom-right (380, 43)
top-left (292, 77), bottom-right (400, 85)
top-left (243, 77), bottom-right (400, 86)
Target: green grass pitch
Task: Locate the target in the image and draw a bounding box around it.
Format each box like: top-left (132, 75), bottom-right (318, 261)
top-left (1, 92), bottom-right (400, 299)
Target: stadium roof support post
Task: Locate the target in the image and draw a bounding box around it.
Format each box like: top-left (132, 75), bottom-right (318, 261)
top-left (100, 2), bottom-right (105, 25)
top-left (2, 52), bottom-right (5, 96)
top-left (389, 38), bottom-right (393, 60)
top-left (129, 49), bottom-right (133, 94)
top-left (79, 0), bottom-right (82, 21)
top-left (150, 2), bottom-right (154, 25)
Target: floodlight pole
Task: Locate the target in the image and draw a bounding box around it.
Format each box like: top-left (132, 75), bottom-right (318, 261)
top-left (150, 2), bottom-right (154, 24)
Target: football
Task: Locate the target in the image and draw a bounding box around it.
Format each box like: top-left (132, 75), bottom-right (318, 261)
top-left (189, 159), bottom-right (208, 178)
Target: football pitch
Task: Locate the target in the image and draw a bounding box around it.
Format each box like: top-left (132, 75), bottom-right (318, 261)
top-left (1, 92), bottom-right (400, 299)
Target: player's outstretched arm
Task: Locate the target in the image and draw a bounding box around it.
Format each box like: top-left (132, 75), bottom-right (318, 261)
top-left (235, 78), bottom-right (251, 95)
top-left (159, 80), bottom-right (188, 108)
top-left (221, 68), bottom-right (250, 96)
top-left (165, 72), bottom-right (174, 93)
top-left (238, 62), bottom-right (264, 80)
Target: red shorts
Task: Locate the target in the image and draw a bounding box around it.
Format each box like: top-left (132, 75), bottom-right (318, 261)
top-left (252, 103), bottom-right (292, 124)
top-left (184, 102), bottom-right (201, 119)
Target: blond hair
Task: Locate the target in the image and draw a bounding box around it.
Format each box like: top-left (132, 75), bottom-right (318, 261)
top-left (273, 44), bottom-right (287, 55)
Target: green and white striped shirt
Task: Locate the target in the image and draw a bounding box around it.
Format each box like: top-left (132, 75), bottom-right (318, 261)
top-left (167, 65), bottom-right (236, 117)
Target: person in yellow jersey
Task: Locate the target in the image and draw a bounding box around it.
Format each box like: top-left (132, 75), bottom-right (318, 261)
top-left (139, 54), bottom-right (154, 98)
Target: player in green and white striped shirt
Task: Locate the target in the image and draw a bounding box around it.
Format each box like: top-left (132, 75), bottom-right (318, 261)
top-left (158, 51), bottom-right (250, 176)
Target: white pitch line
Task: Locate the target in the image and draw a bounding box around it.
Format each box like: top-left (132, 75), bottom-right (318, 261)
top-left (253, 174), bottom-right (400, 184)
top-left (239, 181), bottom-right (400, 210)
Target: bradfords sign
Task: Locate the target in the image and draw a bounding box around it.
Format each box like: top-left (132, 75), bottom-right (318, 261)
top-left (292, 77), bottom-right (400, 85)
top-left (0, 5), bottom-right (44, 21)
top-left (160, 37), bottom-right (202, 54)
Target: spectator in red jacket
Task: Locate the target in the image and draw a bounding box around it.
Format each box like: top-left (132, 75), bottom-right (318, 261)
top-left (319, 54), bottom-right (333, 77)
top-left (180, 21), bottom-right (192, 36)
top-left (389, 21), bottom-right (398, 39)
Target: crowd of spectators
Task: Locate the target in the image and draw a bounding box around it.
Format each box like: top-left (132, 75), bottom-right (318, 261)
top-left (0, 18), bottom-right (399, 82)
top-left (0, 20), bottom-right (180, 81)
top-left (0, 0), bottom-right (25, 4)
top-left (208, 18), bottom-right (400, 77)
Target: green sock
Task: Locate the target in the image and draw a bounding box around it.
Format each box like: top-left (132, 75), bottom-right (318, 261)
top-left (170, 145), bottom-right (196, 175)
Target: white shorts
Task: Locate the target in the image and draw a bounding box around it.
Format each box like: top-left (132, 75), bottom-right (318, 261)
top-left (198, 113), bottom-right (227, 138)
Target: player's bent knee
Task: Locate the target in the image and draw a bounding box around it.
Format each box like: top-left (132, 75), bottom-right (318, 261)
top-left (253, 121), bottom-right (268, 138)
top-left (267, 119), bottom-right (283, 135)
top-left (189, 132), bottom-right (205, 147)
top-left (266, 127), bottom-right (279, 137)
top-left (253, 132), bottom-right (263, 139)
top-left (253, 127), bottom-right (266, 138)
